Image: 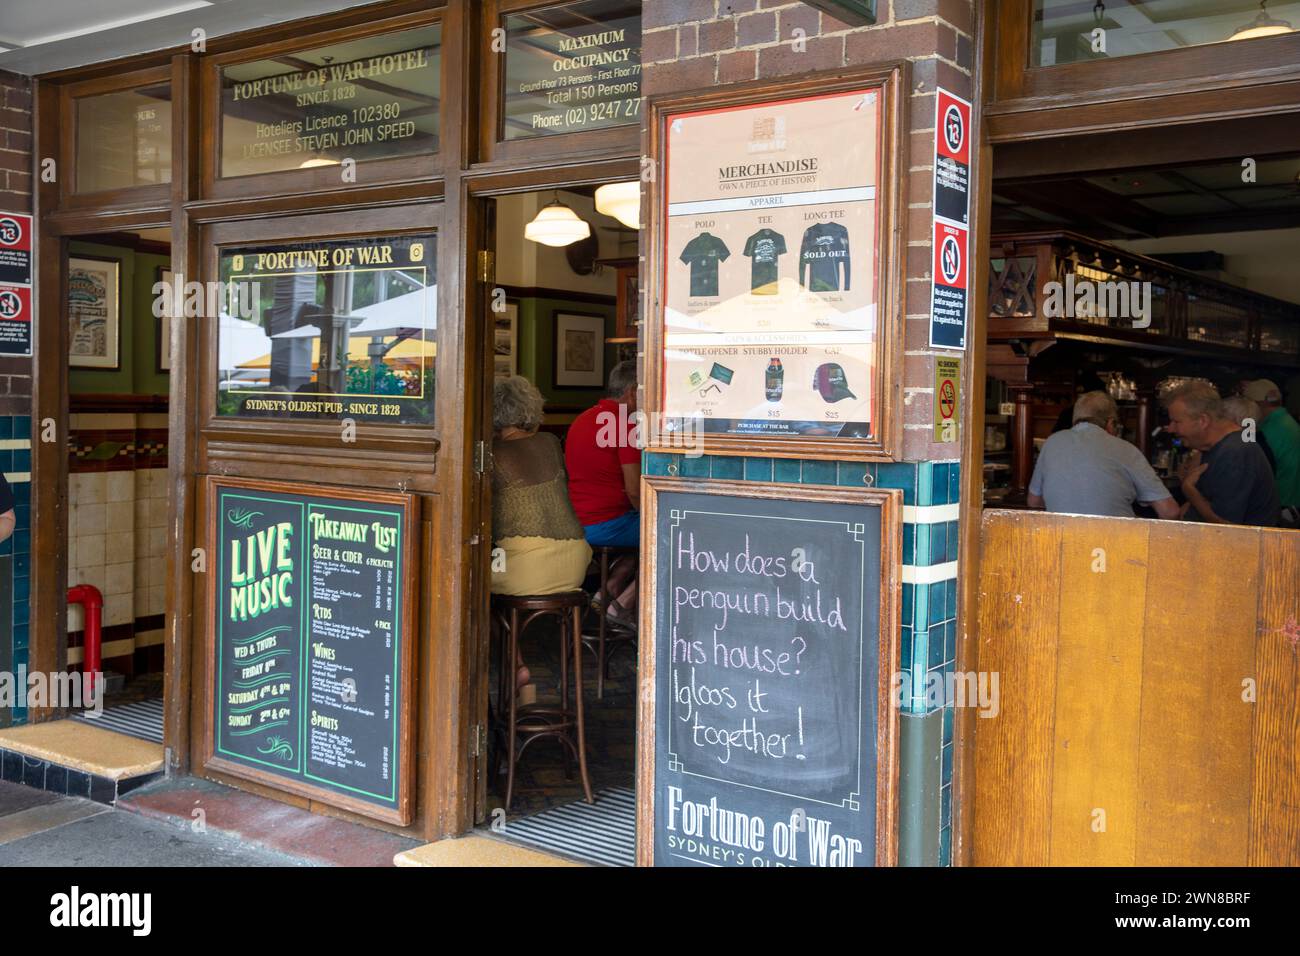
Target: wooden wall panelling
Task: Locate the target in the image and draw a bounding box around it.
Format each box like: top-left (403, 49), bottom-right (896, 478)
top-left (1249, 532), bottom-right (1300, 866)
top-left (1134, 523), bottom-right (1257, 867)
top-left (973, 510), bottom-right (1062, 865)
top-left (1048, 517), bottom-right (1149, 866)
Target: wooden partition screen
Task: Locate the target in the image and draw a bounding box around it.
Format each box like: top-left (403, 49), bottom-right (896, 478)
top-left (974, 510), bottom-right (1299, 866)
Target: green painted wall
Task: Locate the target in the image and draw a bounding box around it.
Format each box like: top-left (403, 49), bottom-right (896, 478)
top-left (515, 296), bottom-right (618, 407)
top-left (68, 240), bottom-right (170, 395)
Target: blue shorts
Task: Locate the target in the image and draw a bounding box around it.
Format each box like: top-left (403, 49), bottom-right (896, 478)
top-left (583, 510), bottom-right (640, 548)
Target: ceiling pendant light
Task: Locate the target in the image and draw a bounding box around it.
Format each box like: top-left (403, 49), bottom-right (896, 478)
top-left (1229, 0), bottom-right (1295, 40)
top-left (524, 198), bottom-right (591, 247)
top-left (595, 181), bottom-right (641, 229)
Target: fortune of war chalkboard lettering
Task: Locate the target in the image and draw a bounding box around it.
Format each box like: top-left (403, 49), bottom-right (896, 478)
top-left (209, 478), bottom-right (413, 824)
top-left (503, 0), bottom-right (641, 140)
top-left (646, 480), bottom-right (899, 867)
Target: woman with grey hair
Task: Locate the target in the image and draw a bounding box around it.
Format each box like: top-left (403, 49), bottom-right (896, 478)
top-left (491, 376), bottom-right (593, 700)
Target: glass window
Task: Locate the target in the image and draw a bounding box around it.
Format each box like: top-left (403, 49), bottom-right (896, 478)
top-left (215, 234), bottom-right (437, 425)
top-left (1031, 0), bottom-right (1300, 67)
top-left (220, 25), bottom-right (440, 178)
top-left (75, 84), bottom-right (172, 191)
top-left (502, 0), bottom-right (641, 140)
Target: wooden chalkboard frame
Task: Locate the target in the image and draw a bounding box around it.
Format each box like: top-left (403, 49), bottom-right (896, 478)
top-left (202, 475), bottom-right (418, 826)
top-left (636, 476), bottom-right (902, 867)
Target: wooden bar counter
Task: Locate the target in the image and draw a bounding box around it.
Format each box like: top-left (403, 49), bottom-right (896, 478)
top-left (974, 510), bottom-right (1300, 866)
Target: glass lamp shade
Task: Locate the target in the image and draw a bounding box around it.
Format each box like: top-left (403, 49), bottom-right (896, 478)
top-left (298, 156), bottom-right (339, 168)
top-left (524, 201), bottom-right (591, 247)
top-left (595, 181), bottom-right (641, 229)
top-left (1229, 3), bottom-right (1294, 39)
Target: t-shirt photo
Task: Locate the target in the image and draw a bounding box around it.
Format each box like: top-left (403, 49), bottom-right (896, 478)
top-left (742, 228), bottom-right (787, 295)
top-left (800, 221), bottom-right (851, 292)
top-left (679, 232), bottom-right (731, 297)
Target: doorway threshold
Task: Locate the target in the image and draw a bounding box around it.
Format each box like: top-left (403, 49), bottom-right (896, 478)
top-left (0, 719), bottom-right (164, 804)
top-left (485, 786), bottom-right (635, 867)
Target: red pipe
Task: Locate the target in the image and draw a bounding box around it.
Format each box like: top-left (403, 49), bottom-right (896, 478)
top-left (67, 584), bottom-right (104, 696)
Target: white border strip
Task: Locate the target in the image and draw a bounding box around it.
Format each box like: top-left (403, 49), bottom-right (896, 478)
top-left (903, 503), bottom-right (960, 525)
top-left (901, 560), bottom-right (958, 584)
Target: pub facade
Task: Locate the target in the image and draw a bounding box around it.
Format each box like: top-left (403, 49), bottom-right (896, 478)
top-left (0, 0), bottom-right (1296, 867)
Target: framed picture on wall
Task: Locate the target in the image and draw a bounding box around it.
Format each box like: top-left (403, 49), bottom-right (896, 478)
top-left (68, 256), bottom-right (121, 369)
top-left (493, 301), bottom-right (517, 381)
top-left (554, 311), bottom-right (605, 388)
top-left (157, 266), bottom-right (174, 372)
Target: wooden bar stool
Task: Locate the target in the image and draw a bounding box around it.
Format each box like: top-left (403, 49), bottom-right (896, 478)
top-left (582, 545), bottom-right (639, 699)
top-left (491, 591), bottom-right (593, 811)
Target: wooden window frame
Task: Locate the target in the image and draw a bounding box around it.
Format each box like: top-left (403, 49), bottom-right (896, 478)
top-left (197, 6), bottom-right (446, 202)
top-left (196, 204), bottom-right (443, 469)
top-left (59, 64), bottom-right (175, 211)
top-left (475, 0), bottom-right (640, 170)
top-left (642, 64), bottom-right (907, 463)
top-left (989, 0), bottom-right (1300, 139)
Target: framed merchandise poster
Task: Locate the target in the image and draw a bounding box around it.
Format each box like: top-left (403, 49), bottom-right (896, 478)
top-left (654, 74), bottom-right (901, 458)
top-left (68, 256), bottom-right (121, 369)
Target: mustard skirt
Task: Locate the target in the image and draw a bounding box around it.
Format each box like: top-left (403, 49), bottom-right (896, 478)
top-left (490, 536), bottom-right (593, 596)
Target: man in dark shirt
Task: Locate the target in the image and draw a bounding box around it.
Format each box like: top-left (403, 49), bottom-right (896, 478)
top-left (1165, 382), bottom-right (1280, 526)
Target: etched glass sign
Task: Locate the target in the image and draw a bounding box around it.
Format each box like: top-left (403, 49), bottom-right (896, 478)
top-left (220, 25), bottom-right (440, 177)
top-left (75, 84), bottom-right (172, 192)
top-left (215, 234), bottom-right (437, 425)
top-left (502, 0), bottom-right (641, 140)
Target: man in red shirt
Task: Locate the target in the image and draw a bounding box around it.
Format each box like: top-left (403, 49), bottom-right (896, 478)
top-left (566, 360), bottom-right (640, 626)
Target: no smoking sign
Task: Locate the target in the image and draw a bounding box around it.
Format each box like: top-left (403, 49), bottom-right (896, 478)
top-left (934, 357), bottom-right (961, 442)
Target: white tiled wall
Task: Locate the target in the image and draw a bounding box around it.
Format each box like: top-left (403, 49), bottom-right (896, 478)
top-left (67, 453), bottom-right (169, 646)
top-left (134, 467), bottom-right (168, 618)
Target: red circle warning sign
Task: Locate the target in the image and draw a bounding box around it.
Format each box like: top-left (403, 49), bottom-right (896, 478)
top-left (939, 378), bottom-right (956, 419)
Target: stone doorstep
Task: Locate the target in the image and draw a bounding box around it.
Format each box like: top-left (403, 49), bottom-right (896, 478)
top-left (394, 832), bottom-right (589, 867)
top-left (0, 746), bottom-right (163, 806)
top-left (0, 720), bottom-right (165, 780)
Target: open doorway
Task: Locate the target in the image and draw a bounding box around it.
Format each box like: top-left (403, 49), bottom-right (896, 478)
top-left (981, 151), bottom-right (1300, 518)
top-left (64, 226), bottom-right (173, 744)
top-left (478, 185), bottom-right (641, 865)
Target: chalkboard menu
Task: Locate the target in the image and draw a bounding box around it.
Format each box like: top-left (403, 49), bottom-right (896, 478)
top-left (643, 478), bottom-right (899, 866)
top-left (502, 0), bottom-right (641, 140)
top-left (206, 477), bottom-right (414, 824)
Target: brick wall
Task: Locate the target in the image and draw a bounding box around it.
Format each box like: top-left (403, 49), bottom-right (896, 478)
top-left (0, 69), bottom-right (33, 417)
top-left (0, 69), bottom-right (33, 729)
top-left (640, 0), bottom-right (975, 866)
top-left (642, 0), bottom-right (974, 461)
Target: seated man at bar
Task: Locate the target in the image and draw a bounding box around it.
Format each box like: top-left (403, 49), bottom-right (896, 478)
top-left (1243, 379), bottom-right (1300, 525)
top-left (1028, 390), bottom-right (1179, 519)
top-left (1165, 382), bottom-right (1280, 527)
top-left (565, 360), bottom-right (640, 630)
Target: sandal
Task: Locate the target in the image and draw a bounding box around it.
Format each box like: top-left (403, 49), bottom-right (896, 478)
top-left (605, 599), bottom-right (639, 633)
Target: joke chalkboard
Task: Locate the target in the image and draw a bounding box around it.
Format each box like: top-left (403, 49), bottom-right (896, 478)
top-left (205, 477), bottom-right (414, 824)
top-left (643, 478), bottom-right (899, 867)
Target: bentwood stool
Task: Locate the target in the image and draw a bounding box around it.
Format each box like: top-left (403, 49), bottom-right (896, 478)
top-left (491, 591), bottom-right (593, 811)
top-left (581, 545), bottom-right (639, 699)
